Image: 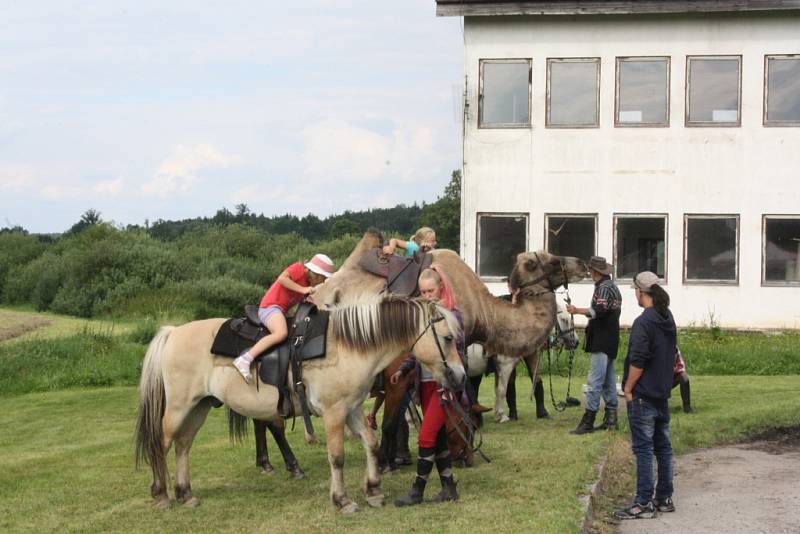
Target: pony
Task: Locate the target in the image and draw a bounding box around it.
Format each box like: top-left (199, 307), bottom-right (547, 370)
top-left (134, 294), bottom-right (466, 513)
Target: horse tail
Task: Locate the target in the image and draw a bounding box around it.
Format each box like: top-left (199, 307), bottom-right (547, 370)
top-left (227, 409), bottom-right (249, 444)
top-left (134, 326), bottom-right (174, 474)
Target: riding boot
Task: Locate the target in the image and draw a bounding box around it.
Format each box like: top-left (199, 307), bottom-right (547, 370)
top-left (534, 380), bottom-right (551, 419)
top-left (431, 475), bottom-right (459, 503)
top-left (394, 447), bottom-right (434, 507)
top-left (570, 410), bottom-right (597, 435)
top-left (394, 476), bottom-right (426, 507)
top-left (395, 418), bottom-right (412, 465)
top-left (680, 380), bottom-right (693, 413)
top-left (595, 408), bottom-right (618, 431)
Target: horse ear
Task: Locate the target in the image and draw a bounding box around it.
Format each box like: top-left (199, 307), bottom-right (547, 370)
top-left (471, 404), bottom-right (491, 414)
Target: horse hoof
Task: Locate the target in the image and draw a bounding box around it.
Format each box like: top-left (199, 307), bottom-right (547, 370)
top-left (366, 494), bottom-right (386, 508)
top-left (260, 465), bottom-right (275, 475)
top-left (182, 496), bottom-right (201, 508)
top-left (152, 497), bottom-right (171, 509)
top-left (289, 468), bottom-right (306, 480)
top-left (497, 414), bottom-right (510, 424)
top-left (305, 434), bottom-right (319, 445)
top-left (340, 501), bottom-right (360, 514)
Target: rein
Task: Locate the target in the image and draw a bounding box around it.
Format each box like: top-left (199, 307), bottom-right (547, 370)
top-left (544, 289), bottom-right (579, 412)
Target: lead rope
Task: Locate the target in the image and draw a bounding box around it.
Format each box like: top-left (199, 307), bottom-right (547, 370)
top-left (546, 289), bottom-right (578, 412)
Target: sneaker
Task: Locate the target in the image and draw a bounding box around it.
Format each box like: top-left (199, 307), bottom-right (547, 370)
top-left (654, 497), bottom-right (675, 512)
top-left (613, 501), bottom-right (657, 520)
top-left (233, 356), bottom-right (252, 383)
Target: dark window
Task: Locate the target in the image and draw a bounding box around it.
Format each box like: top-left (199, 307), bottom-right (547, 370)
top-left (546, 215), bottom-right (596, 261)
top-left (765, 55), bottom-right (800, 125)
top-left (478, 214), bottom-right (528, 278)
top-left (687, 56), bottom-right (741, 126)
top-left (547, 58), bottom-right (600, 127)
top-left (764, 217), bottom-right (800, 283)
top-left (614, 216), bottom-right (667, 279)
top-left (685, 216), bottom-right (738, 282)
top-left (616, 57), bottom-right (670, 126)
top-left (479, 60), bottom-right (531, 127)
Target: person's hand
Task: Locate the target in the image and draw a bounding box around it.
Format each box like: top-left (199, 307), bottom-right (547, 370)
top-left (625, 391), bottom-right (633, 402)
top-left (382, 245), bottom-right (394, 254)
top-left (565, 304), bottom-right (577, 314)
top-left (304, 286), bottom-right (316, 295)
top-left (442, 389), bottom-right (455, 402)
top-left (389, 371), bottom-right (402, 385)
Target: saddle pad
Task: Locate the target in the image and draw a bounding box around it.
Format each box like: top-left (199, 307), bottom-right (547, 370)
top-left (211, 318), bottom-right (265, 358)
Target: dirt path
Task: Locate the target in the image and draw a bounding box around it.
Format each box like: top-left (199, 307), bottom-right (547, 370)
top-left (0, 311), bottom-right (51, 342)
top-left (618, 428), bottom-right (800, 534)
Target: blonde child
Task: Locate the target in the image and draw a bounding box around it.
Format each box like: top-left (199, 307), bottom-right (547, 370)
top-left (383, 227), bottom-right (437, 257)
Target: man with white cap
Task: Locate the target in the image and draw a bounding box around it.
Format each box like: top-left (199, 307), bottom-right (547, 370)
top-left (566, 256), bottom-right (622, 434)
top-left (233, 253), bottom-right (335, 383)
top-left (615, 271), bottom-right (677, 519)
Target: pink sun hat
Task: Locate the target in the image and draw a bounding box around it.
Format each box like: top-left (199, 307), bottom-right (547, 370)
top-left (305, 253), bottom-right (335, 278)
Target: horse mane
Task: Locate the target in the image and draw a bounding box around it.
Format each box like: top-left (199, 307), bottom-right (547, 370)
top-left (330, 294), bottom-right (459, 354)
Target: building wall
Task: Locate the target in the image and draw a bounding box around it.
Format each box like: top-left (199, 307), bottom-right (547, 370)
top-left (461, 13), bottom-right (800, 328)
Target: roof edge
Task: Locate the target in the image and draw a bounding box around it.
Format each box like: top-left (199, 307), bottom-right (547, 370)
top-left (436, 1), bottom-right (800, 17)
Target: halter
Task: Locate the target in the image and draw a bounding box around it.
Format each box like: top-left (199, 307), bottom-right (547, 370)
top-left (515, 252), bottom-right (568, 296)
top-left (543, 287), bottom-right (580, 412)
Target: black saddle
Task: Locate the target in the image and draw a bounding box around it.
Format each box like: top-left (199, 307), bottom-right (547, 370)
top-left (210, 303), bottom-right (329, 422)
top-left (358, 249), bottom-right (433, 296)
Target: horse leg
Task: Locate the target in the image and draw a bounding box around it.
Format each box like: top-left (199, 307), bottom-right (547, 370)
top-left (525, 352), bottom-right (550, 419)
top-left (266, 419), bottom-right (305, 479)
top-left (152, 402), bottom-right (195, 509)
top-left (253, 419), bottom-right (274, 474)
top-left (323, 407), bottom-right (358, 513)
top-left (174, 399), bottom-right (213, 507)
top-left (346, 408), bottom-right (385, 508)
top-left (494, 356), bottom-right (517, 423)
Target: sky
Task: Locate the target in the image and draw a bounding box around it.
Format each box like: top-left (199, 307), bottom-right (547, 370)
top-left (0, 1), bottom-right (464, 233)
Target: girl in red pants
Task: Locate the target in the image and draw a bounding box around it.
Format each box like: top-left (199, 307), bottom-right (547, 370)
top-left (391, 266), bottom-right (465, 507)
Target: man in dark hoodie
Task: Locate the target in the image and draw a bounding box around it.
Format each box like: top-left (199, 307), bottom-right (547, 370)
top-left (566, 256), bottom-right (622, 434)
top-left (615, 271), bottom-right (677, 520)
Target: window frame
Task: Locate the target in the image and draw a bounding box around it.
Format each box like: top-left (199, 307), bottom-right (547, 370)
top-left (612, 213), bottom-right (669, 283)
top-left (685, 55), bottom-right (743, 128)
top-left (614, 56), bottom-right (671, 128)
top-left (761, 214), bottom-right (800, 287)
top-left (543, 213), bottom-right (598, 284)
top-left (475, 211), bottom-right (530, 282)
top-left (763, 54), bottom-right (800, 127)
top-left (478, 58), bottom-right (533, 129)
top-left (682, 214), bottom-right (740, 286)
top-left (546, 57), bottom-right (602, 129)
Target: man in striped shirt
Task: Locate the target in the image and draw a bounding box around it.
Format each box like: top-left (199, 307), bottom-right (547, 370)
top-left (566, 256), bottom-right (622, 434)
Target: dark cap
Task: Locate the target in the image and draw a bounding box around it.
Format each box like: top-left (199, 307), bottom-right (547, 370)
top-left (588, 256), bottom-right (613, 275)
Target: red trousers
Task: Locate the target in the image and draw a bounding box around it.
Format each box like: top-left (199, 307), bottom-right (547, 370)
top-left (418, 381), bottom-right (448, 449)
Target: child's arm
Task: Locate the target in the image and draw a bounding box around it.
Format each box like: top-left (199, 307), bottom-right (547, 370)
top-left (276, 267), bottom-right (314, 295)
top-left (382, 238), bottom-right (409, 255)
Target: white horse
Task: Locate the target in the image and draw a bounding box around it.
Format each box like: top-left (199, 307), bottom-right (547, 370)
top-left (134, 294), bottom-right (466, 513)
top-left (467, 300), bottom-right (579, 422)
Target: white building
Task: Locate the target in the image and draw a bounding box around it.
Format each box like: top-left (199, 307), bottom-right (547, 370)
top-left (437, 0), bottom-right (800, 328)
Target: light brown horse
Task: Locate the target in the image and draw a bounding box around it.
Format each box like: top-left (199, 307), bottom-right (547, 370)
top-left (134, 294), bottom-right (466, 513)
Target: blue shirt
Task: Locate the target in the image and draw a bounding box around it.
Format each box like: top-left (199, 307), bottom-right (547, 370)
top-left (405, 241), bottom-right (420, 257)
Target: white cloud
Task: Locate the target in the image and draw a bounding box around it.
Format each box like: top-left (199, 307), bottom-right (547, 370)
top-left (142, 144), bottom-right (240, 198)
top-left (0, 165), bottom-right (34, 191)
top-left (301, 120), bottom-right (442, 185)
top-left (93, 178), bottom-right (124, 195)
top-left (41, 183), bottom-right (82, 200)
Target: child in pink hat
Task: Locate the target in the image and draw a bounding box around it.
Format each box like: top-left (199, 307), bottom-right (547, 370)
top-left (233, 253), bottom-right (335, 383)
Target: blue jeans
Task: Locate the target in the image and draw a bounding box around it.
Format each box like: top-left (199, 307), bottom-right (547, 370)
top-left (628, 396), bottom-right (673, 505)
top-left (585, 352), bottom-right (618, 412)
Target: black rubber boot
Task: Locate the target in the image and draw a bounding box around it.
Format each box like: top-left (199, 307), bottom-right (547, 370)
top-left (395, 418), bottom-right (412, 465)
top-left (431, 476), bottom-right (459, 503)
top-left (596, 408), bottom-right (618, 430)
top-left (534, 380), bottom-right (551, 419)
top-left (394, 476), bottom-right (426, 507)
top-left (570, 410), bottom-right (597, 435)
top-left (681, 381), bottom-right (693, 413)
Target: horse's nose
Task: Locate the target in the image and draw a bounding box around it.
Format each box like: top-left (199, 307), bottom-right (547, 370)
top-left (445, 364), bottom-right (466, 392)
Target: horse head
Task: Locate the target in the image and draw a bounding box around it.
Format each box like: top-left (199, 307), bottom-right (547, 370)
top-left (412, 301), bottom-right (467, 393)
top-left (509, 251), bottom-right (588, 294)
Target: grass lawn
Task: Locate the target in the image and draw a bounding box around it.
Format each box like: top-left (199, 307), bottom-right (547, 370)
top-left (2, 375), bottom-right (799, 534)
